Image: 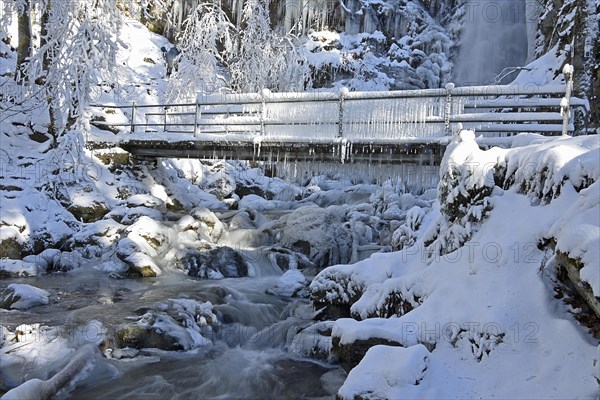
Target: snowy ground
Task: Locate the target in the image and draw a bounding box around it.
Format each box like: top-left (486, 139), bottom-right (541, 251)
top-left (1, 18), bottom-right (599, 400)
top-left (309, 131), bottom-right (600, 399)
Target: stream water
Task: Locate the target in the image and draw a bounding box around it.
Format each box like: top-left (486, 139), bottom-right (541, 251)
top-left (1, 208), bottom-right (350, 399)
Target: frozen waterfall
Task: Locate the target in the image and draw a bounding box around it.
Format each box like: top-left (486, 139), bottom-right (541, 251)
top-left (454, 0), bottom-right (529, 85)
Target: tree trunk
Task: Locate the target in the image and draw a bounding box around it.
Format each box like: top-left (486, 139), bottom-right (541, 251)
top-left (16, 0), bottom-right (32, 82)
top-left (40, 0), bottom-right (59, 144)
top-left (40, 0), bottom-right (51, 74)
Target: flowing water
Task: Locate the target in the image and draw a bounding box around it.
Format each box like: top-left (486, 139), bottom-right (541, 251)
top-left (1, 209), bottom-right (348, 399)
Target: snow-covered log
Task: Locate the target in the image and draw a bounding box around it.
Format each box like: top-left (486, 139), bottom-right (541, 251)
top-left (1, 342), bottom-right (104, 400)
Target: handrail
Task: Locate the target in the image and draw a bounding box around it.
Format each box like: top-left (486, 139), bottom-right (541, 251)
top-left (89, 65), bottom-right (582, 139)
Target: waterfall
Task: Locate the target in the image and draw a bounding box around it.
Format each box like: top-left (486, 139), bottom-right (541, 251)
top-left (454, 0), bottom-right (528, 85)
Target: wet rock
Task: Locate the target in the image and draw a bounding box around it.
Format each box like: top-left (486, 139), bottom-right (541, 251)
top-left (332, 336), bottom-right (403, 372)
top-left (181, 246), bottom-right (248, 279)
top-left (228, 211), bottom-right (255, 230)
top-left (291, 322), bottom-right (336, 361)
top-left (1, 284), bottom-right (49, 310)
top-left (266, 247), bottom-right (315, 271)
top-left (116, 318), bottom-right (184, 350)
top-left (235, 184), bottom-right (273, 200)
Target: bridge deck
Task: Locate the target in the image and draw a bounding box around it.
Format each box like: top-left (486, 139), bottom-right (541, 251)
top-left (88, 136), bottom-right (447, 165)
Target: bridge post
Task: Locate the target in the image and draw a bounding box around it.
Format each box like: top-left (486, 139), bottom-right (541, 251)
top-left (561, 64), bottom-right (573, 136)
top-left (261, 88), bottom-right (271, 136)
top-left (444, 82), bottom-right (455, 135)
top-left (130, 101), bottom-right (136, 133)
top-left (194, 103), bottom-right (200, 137)
top-left (163, 108), bottom-right (167, 132)
top-left (338, 87), bottom-right (349, 138)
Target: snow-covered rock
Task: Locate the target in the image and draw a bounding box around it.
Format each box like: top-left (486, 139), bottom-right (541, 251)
top-left (0, 259), bottom-right (44, 278)
top-left (337, 344), bottom-right (430, 400)
top-left (549, 181), bottom-right (600, 296)
top-left (124, 193), bottom-right (165, 209)
top-left (115, 299), bottom-right (217, 350)
top-left (267, 269), bottom-right (308, 297)
top-left (282, 205), bottom-right (352, 268)
top-left (1, 284), bottom-right (50, 310)
top-left (190, 207), bottom-right (225, 242)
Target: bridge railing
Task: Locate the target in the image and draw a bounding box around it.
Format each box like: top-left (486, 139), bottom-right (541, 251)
top-left (90, 66), bottom-right (586, 140)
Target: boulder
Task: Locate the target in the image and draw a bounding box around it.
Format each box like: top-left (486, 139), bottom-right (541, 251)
top-left (337, 344), bottom-right (430, 400)
top-left (0, 226), bottom-right (25, 259)
top-left (0, 236), bottom-right (23, 259)
top-left (181, 246), bottom-right (248, 279)
top-left (115, 299), bottom-right (217, 350)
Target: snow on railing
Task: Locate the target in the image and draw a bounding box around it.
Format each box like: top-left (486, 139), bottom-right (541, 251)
top-left (90, 67), bottom-right (584, 140)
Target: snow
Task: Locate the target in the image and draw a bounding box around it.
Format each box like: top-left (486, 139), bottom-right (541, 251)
top-left (338, 344), bottom-right (430, 399)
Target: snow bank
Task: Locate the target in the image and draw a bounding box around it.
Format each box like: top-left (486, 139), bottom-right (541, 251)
top-left (308, 132), bottom-right (600, 399)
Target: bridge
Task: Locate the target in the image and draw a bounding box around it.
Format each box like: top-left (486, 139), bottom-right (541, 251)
top-left (88, 67), bottom-right (585, 165)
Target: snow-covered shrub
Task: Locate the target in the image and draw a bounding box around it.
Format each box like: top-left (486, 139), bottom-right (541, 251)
top-left (309, 264), bottom-right (366, 313)
top-left (423, 130), bottom-right (498, 255)
top-left (496, 135), bottom-right (599, 203)
top-left (390, 206), bottom-right (426, 251)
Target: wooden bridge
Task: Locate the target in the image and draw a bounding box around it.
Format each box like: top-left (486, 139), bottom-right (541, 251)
top-left (88, 67), bottom-right (585, 165)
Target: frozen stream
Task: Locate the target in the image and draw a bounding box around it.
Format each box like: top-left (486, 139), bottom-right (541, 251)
top-left (1, 207), bottom-right (354, 399)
